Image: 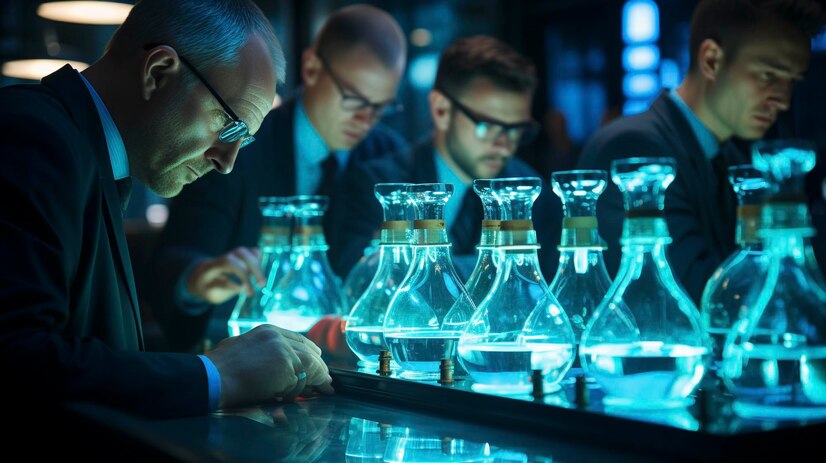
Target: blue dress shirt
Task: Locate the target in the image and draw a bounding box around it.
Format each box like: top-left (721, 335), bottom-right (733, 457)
top-left (294, 98), bottom-right (349, 195)
top-left (434, 150), bottom-right (470, 228)
top-left (668, 88), bottom-right (720, 159)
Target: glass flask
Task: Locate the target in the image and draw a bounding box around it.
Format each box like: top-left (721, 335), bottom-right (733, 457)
top-left (344, 183), bottom-right (413, 366)
top-left (264, 195), bottom-right (347, 333)
top-left (383, 183), bottom-right (475, 380)
top-left (722, 139), bottom-right (826, 420)
top-left (701, 165), bottom-right (770, 375)
top-left (228, 196), bottom-right (292, 336)
top-left (548, 170), bottom-right (613, 373)
top-left (580, 157), bottom-right (708, 409)
top-left (342, 238), bottom-right (381, 310)
top-left (345, 418), bottom-right (406, 463)
top-left (459, 177), bottom-right (575, 394)
top-left (464, 179), bottom-right (502, 306)
top-left (383, 431), bottom-right (491, 463)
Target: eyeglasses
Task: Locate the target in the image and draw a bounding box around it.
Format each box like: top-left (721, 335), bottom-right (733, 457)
top-left (144, 44), bottom-right (255, 148)
top-left (317, 54), bottom-right (403, 119)
top-left (437, 87), bottom-right (539, 146)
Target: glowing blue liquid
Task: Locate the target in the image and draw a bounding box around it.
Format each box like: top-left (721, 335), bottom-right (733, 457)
top-left (728, 344), bottom-right (826, 420)
top-left (266, 312), bottom-right (321, 334)
top-left (227, 319), bottom-right (265, 337)
top-left (582, 342), bottom-right (707, 409)
top-left (385, 331), bottom-right (462, 379)
top-left (458, 342), bottom-right (573, 394)
top-left (345, 326), bottom-right (385, 366)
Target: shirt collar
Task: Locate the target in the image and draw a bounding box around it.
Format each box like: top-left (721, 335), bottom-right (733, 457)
top-left (78, 71), bottom-right (129, 179)
top-left (668, 88), bottom-right (720, 159)
top-left (434, 149), bottom-right (470, 226)
top-left (294, 97), bottom-right (332, 165)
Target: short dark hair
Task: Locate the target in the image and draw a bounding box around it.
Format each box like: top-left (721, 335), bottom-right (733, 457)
top-left (689, 0), bottom-right (826, 71)
top-left (435, 35), bottom-right (537, 98)
top-left (315, 4), bottom-right (406, 70)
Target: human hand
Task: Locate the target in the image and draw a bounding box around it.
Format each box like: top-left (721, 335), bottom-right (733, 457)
top-left (205, 324), bottom-right (335, 410)
top-left (186, 246), bottom-right (265, 304)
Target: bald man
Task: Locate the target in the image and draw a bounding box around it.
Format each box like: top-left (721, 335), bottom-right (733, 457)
top-left (149, 4), bottom-right (409, 352)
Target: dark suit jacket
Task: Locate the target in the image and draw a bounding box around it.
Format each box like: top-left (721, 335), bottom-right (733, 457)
top-left (577, 92), bottom-right (748, 305)
top-left (0, 66), bottom-right (208, 418)
top-left (332, 138), bottom-right (563, 281)
top-left (149, 96), bottom-right (407, 350)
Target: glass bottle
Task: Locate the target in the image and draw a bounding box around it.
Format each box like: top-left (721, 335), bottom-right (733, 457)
top-left (464, 179), bottom-right (502, 307)
top-left (264, 195), bottom-right (347, 333)
top-left (548, 170), bottom-right (613, 374)
top-left (228, 196), bottom-right (292, 336)
top-left (722, 139), bottom-right (826, 420)
top-left (383, 183), bottom-right (475, 380)
top-left (344, 183), bottom-right (413, 366)
top-left (700, 165), bottom-right (770, 376)
top-left (342, 238), bottom-right (382, 310)
top-left (580, 157), bottom-right (708, 409)
top-left (459, 177), bottom-right (575, 394)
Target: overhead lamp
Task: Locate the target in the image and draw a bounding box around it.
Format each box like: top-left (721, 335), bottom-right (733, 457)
top-left (2, 58), bottom-right (89, 81)
top-left (37, 1), bottom-right (132, 25)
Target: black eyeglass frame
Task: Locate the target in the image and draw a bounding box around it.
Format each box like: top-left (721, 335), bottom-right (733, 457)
top-left (317, 53), bottom-right (403, 119)
top-left (143, 44), bottom-right (255, 148)
top-left (436, 86), bottom-right (539, 146)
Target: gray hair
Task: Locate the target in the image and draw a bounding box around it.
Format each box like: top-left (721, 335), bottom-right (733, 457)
top-left (107, 0), bottom-right (285, 84)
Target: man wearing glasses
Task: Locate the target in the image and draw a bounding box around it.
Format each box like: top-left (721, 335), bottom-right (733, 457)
top-left (0, 0), bottom-right (333, 420)
top-left (335, 35), bottom-right (563, 280)
top-left (149, 4), bottom-right (408, 352)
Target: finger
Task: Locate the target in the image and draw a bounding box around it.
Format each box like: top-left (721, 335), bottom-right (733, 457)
top-left (283, 367), bottom-right (307, 402)
top-left (225, 254), bottom-right (256, 296)
top-left (234, 247), bottom-right (266, 286)
top-left (276, 328), bottom-right (323, 356)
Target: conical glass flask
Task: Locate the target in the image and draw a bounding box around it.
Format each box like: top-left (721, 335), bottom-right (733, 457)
top-left (264, 195), bottom-right (347, 333)
top-left (548, 170), bottom-right (613, 374)
top-left (342, 238), bottom-right (382, 310)
top-left (228, 196), bottom-right (292, 336)
top-left (345, 183), bottom-right (413, 366)
top-left (383, 183), bottom-right (475, 380)
top-left (701, 165), bottom-right (770, 376)
top-left (464, 179), bottom-right (502, 307)
top-left (459, 177), bottom-right (575, 394)
top-left (580, 157), bottom-right (708, 409)
top-left (722, 139), bottom-right (826, 420)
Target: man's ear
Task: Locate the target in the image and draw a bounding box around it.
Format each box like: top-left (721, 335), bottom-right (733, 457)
top-left (302, 47), bottom-right (322, 88)
top-left (429, 89), bottom-right (452, 131)
top-left (698, 38), bottom-right (725, 81)
top-left (141, 45), bottom-right (181, 101)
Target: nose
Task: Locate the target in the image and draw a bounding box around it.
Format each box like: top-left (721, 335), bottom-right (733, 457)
top-left (206, 140), bottom-right (242, 175)
top-left (491, 131), bottom-right (516, 154)
top-left (767, 80), bottom-right (793, 112)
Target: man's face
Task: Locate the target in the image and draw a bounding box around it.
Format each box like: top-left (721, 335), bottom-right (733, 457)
top-left (442, 78), bottom-right (534, 179)
top-left (706, 27), bottom-right (810, 140)
top-left (135, 34), bottom-right (276, 198)
top-left (302, 47), bottom-right (403, 151)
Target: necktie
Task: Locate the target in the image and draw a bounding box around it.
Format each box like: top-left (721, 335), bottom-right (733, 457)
top-left (115, 177), bottom-right (133, 214)
top-left (317, 154), bottom-right (339, 197)
top-left (451, 189), bottom-right (482, 254)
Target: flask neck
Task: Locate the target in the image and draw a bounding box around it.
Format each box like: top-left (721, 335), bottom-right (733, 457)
top-left (559, 216), bottom-right (607, 249)
top-left (496, 220), bottom-right (537, 246)
top-left (621, 216), bottom-right (672, 245)
top-left (259, 225), bottom-right (291, 248)
top-left (292, 216), bottom-right (328, 248)
top-left (557, 248), bottom-right (608, 275)
top-left (413, 220), bottom-right (449, 245)
top-left (760, 201), bottom-right (813, 233)
top-left (380, 220), bottom-right (411, 244)
top-left (478, 221), bottom-right (501, 247)
top-left (735, 204), bottom-right (762, 245)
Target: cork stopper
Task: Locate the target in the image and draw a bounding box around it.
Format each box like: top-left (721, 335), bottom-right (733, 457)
top-left (574, 374), bottom-right (589, 408)
top-left (376, 350), bottom-right (392, 376)
top-left (531, 369), bottom-right (544, 400)
top-left (437, 358), bottom-right (454, 384)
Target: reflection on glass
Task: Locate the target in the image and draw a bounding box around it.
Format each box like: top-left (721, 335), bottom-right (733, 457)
top-left (383, 431), bottom-right (492, 463)
top-left (346, 418), bottom-right (406, 463)
top-left (465, 179), bottom-right (502, 306)
top-left (603, 406), bottom-right (699, 431)
top-left (343, 238), bottom-right (382, 310)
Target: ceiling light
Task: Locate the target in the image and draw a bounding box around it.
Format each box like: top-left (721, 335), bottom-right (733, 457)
top-left (37, 1), bottom-right (132, 25)
top-left (2, 59), bottom-right (89, 81)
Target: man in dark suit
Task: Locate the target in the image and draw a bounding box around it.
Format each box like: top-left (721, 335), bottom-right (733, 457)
top-left (0, 0), bottom-right (332, 419)
top-left (578, 0), bottom-right (825, 304)
top-left (148, 5), bottom-right (408, 352)
top-left (334, 36), bottom-right (562, 281)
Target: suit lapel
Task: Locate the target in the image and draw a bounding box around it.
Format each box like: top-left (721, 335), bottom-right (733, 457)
top-left (41, 66), bottom-right (144, 348)
top-left (652, 94), bottom-right (730, 256)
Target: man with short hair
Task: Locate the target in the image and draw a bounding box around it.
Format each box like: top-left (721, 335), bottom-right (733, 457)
top-left (578, 0), bottom-right (826, 304)
top-left (149, 4), bottom-right (408, 351)
top-left (0, 0), bottom-right (332, 419)
top-left (334, 35), bottom-right (561, 280)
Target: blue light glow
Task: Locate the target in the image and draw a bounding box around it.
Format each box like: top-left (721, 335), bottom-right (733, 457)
top-left (622, 44), bottom-right (660, 71)
top-left (623, 72), bottom-right (658, 98)
top-left (623, 99), bottom-right (650, 115)
top-left (623, 0), bottom-right (659, 44)
top-left (408, 53), bottom-right (439, 89)
top-left (813, 31), bottom-right (826, 52)
top-left (660, 58), bottom-right (680, 89)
